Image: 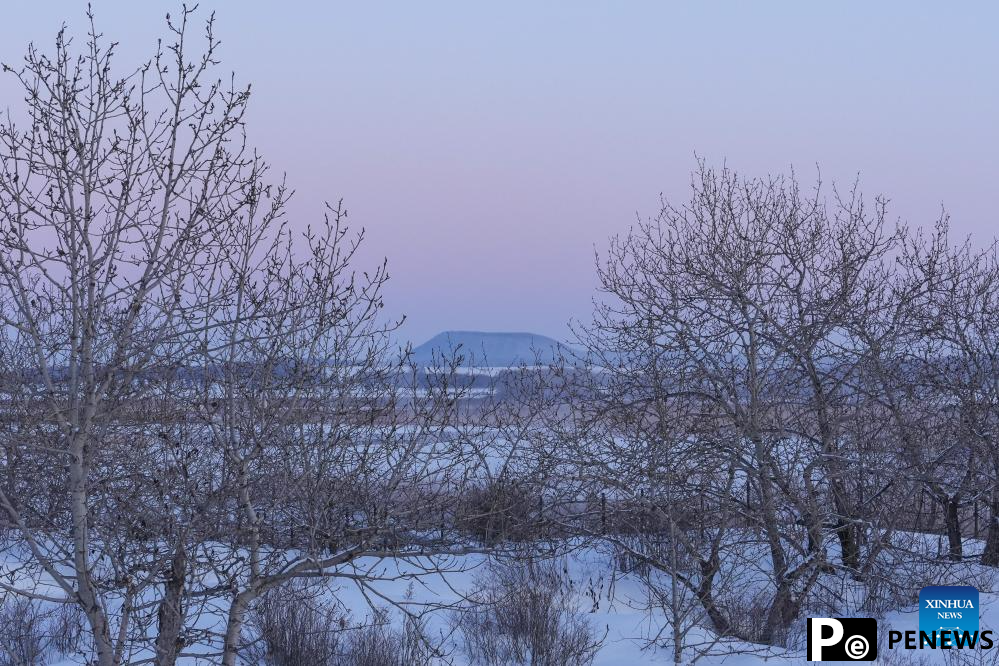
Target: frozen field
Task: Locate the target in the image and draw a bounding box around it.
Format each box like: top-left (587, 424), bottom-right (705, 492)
top-left (9, 537), bottom-right (994, 665)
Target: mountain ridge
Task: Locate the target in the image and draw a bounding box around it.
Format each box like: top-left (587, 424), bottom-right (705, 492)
top-left (409, 330), bottom-right (572, 367)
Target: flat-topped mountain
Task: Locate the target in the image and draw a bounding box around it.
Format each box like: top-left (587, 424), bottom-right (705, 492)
top-left (410, 331), bottom-right (571, 367)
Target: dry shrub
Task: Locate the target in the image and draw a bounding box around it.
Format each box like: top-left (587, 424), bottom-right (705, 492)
top-left (457, 480), bottom-right (543, 546)
top-left (245, 582), bottom-right (347, 666)
top-left (342, 609), bottom-right (434, 666)
top-left (245, 583), bottom-right (436, 666)
top-left (0, 597), bottom-right (84, 666)
top-left (452, 559), bottom-right (603, 666)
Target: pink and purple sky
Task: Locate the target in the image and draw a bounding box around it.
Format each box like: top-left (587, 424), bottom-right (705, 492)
top-left (2, 2), bottom-right (996, 344)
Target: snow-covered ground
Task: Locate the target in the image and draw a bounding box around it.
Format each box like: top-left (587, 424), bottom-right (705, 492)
top-left (9, 538), bottom-right (999, 664)
top-left (323, 546), bottom-right (999, 665)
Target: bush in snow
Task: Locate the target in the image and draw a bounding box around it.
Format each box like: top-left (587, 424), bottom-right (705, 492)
top-left (245, 583), bottom-right (436, 666)
top-left (342, 609), bottom-right (435, 666)
top-left (452, 559), bottom-right (603, 666)
top-left (457, 479), bottom-right (544, 546)
top-left (0, 596), bottom-right (84, 666)
top-left (245, 582), bottom-right (348, 666)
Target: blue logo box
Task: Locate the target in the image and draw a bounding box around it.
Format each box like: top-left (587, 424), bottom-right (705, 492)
top-left (919, 585), bottom-right (979, 647)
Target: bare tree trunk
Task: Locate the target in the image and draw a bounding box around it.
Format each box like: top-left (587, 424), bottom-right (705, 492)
top-left (695, 556), bottom-right (733, 639)
top-left (154, 543), bottom-right (188, 666)
top-left (668, 518), bottom-right (684, 664)
top-left (982, 495), bottom-right (999, 566)
top-left (810, 373), bottom-right (861, 572)
top-left (222, 591), bottom-right (254, 666)
top-left (945, 497), bottom-right (963, 561)
top-left (763, 583), bottom-right (796, 646)
top-left (71, 451), bottom-right (116, 666)
top-left (831, 484), bottom-right (861, 571)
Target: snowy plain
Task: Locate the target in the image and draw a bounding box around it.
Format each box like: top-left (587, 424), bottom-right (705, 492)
top-left (9, 536), bottom-right (998, 665)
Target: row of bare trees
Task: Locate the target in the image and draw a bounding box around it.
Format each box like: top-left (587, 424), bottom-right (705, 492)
top-left (0, 9), bottom-right (521, 665)
top-left (538, 163), bottom-right (999, 660)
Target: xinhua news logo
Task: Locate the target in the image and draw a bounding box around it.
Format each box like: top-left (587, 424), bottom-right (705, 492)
top-left (919, 585), bottom-right (979, 647)
top-left (886, 586), bottom-right (994, 651)
top-left (807, 618), bottom-right (878, 661)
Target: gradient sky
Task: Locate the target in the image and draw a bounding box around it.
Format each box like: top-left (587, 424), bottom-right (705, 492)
top-left (2, 2), bottom-right (997, 344)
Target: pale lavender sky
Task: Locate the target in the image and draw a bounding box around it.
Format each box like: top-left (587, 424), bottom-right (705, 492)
top-left (2, 2), bottom-right (996, 344)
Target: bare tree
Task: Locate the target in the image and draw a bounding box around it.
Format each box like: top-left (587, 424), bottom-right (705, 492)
top-left (0, 7), bottom-right (274, 663)
top-left (571, 162), bottom-right (929, 648)
top-left (0, 8), bottom-right (497, 665)
top-left (915, 234), bottom-right (999, 562)
top-left (178, 208), bottom-right (499, 664)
